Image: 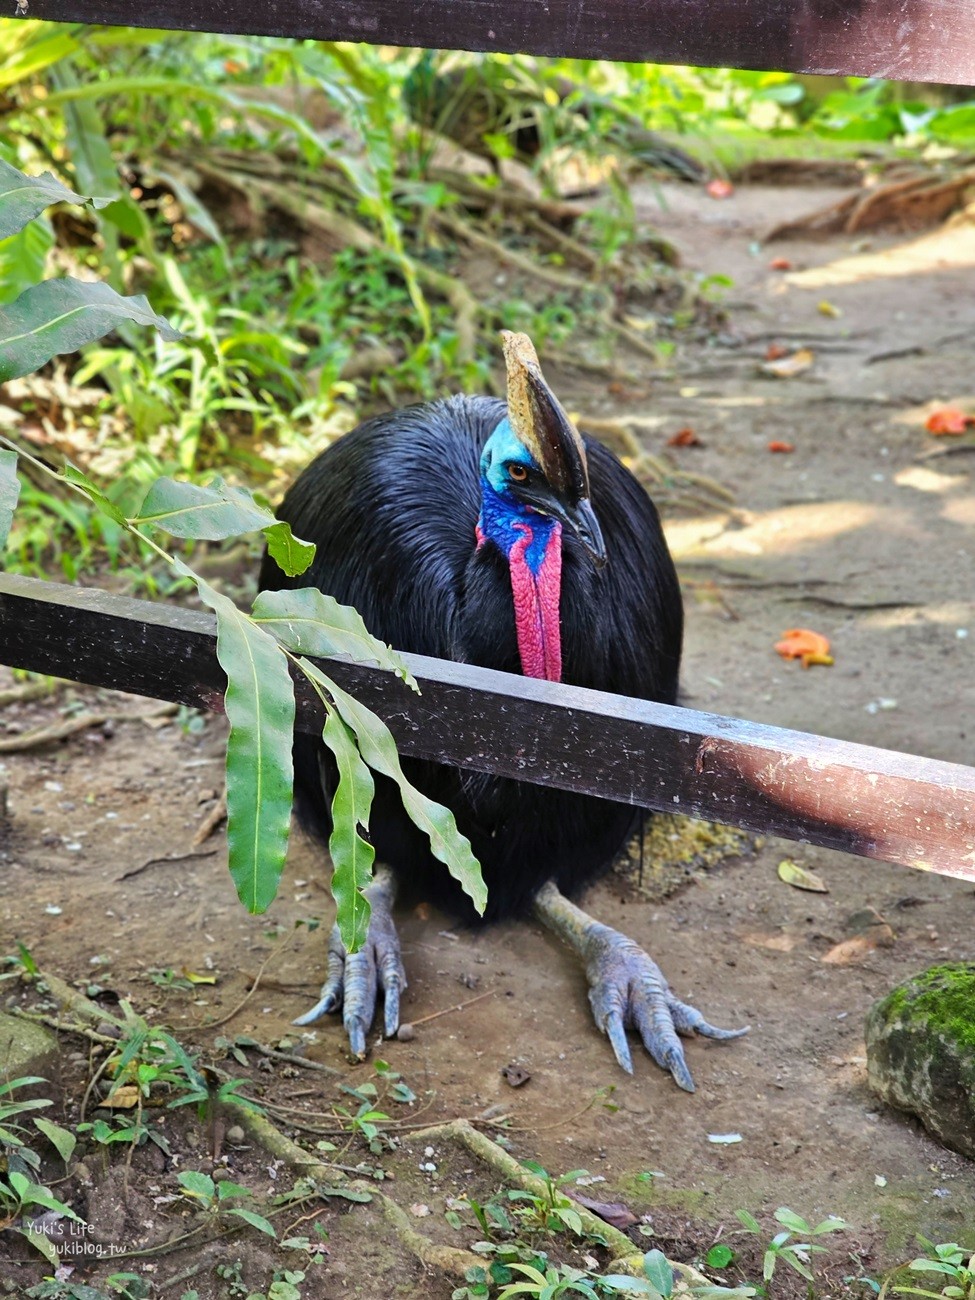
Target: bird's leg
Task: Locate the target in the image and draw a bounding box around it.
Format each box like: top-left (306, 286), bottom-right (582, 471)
top-left (532, 881), bottom-right (748, 1091)
top-left (293, 865), bottom-right (405, 1059)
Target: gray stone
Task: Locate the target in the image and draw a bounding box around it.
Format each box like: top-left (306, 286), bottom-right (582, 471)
top-left (0, 1010), bottom-right (58, 1080)
top-left (866, 963), bottom-right (975, 1160)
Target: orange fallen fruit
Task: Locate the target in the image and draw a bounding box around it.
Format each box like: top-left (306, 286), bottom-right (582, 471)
top-left (775, 628), bottom-right (834, 669)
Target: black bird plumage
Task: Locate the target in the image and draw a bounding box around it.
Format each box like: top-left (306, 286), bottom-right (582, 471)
top-left (259, 395), bottom-right (681, 922)
top-left (260, 367), bottom-right (746, 1087)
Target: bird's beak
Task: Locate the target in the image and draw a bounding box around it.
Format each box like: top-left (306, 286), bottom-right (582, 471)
top-left (565, 497), bottom-right (607, 569)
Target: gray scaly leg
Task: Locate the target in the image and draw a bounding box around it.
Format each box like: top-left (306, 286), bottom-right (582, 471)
top-left (294, 865), bottom-right (405, 1059)
top-left (533, 881), bottom-right (747, 1091)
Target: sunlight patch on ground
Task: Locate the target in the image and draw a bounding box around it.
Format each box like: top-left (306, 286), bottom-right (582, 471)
top-left (669, 499), bottom-right (883, 559)
top-left (894, 465), bottom-right (969, 494)
top-left (941, 495), bottom-right (975, 527)
top-left (784, 224), bottom-right (975, 289)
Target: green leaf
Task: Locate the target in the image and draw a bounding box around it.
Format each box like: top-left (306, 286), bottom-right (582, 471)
top-left (180, 563), bottom-right (294, 914)
top-left (63, 462), bottom-right (128, 527)
top-left (177, 1170), bottom-right (216, 1203)
top-left (135, 475), bottom-right (274, 539)
top-left (0, 277), bottom-right (182, 383)
top-left (9, 1172), bottom-right (83, 1220)
top-left (215, 1179), bottom-right (252, 1201)
top-left (33, 1116), bottom-right (77, 1163)
top-left (320, 708), bottom-right (376, 953)
top-left (298, 660), bottom-right (485, 916)
top-left (705, 1245), bottom-right (735, 1270)
top-left (643, 1249), bottom-right (674, 1298)
top-left (0, 449), bottom-right (20, 551)
top-left (600, 1279), bottom-right (663, 1296)
top-left (253, 586), bottom-right (416, 685)
top-left (736, 1209), bottom-right (762, 1234)
top-left (16, 1224), bottom-right (61, 1266)
top-left (0, 158), bottom-right (87, 241)
top-left (774, 1208), bottom-right (811, 1233)
top-left (263, 520), bottom-right (316, 578)
top-left (0, 217), bottom-right (55, 307)
top-left (228, 1206), bottom-right (278, 1237)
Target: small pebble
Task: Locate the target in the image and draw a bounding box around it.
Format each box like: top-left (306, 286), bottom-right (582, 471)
top-left (225, 1125), bottom-right (246, 1145)
top-left (396, 1023), bottom-right (415, 1042)
top-left (212, 1166), bottom-right (233, 1182)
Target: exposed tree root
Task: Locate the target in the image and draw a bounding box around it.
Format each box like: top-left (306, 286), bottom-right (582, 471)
top-left (224, 1101), bottom-right (484, 1279)
top-left (0, 702), bottom-right (177, 753)
top-left (766, 167), bottom-right (975, 239)
top-left (0, 677), bottom-right (62, 707)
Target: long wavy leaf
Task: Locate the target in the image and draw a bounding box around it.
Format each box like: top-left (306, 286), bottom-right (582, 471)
top-left (0, 278), bottom-right (181, 383)
top-left (320, 708), bottom-right (376, 952)
top-left (0, 158), bottom-right (86, 241)
top-left (298, 658), bottom-right (485, 916)
top-left (253, 587), bottom-right (415, 685)
top-left (0, 450), bottom-right (20, 551)
top-left (178, 562), bottom-right (294, 914)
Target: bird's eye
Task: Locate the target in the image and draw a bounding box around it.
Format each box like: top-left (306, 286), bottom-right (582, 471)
top-left (509, 463), bottom-right (528, 483)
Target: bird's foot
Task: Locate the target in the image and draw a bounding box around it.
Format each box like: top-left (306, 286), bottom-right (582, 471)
top-left (293, 868), bottom-right (405, 1059)
top-left (582, 922), bottom-right (747, 1090)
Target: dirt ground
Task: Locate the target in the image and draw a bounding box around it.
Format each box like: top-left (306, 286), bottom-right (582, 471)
top-left (2, 178), bottom-right (975, 1297)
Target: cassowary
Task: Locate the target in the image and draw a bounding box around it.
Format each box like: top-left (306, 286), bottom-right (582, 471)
top-left (259, 333), bottom-right (745, 1090)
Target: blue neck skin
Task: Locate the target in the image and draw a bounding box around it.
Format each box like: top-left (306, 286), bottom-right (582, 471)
top-left (478, 419), bottom-right (558, 574)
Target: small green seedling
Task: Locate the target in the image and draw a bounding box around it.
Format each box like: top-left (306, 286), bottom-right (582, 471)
top-left (881, 1239), bottom-right (975, 1300)
top-left (736, 1207), bottom-right (849, 1288)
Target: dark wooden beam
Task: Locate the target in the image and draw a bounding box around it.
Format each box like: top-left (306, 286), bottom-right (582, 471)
top-left (1, 573), bottom-right (974, 882)
top-left (13, 0), bottom-right (975, 85)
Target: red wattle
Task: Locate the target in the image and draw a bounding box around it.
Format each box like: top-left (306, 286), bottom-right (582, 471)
top-left (508, 522), bottom-right (562, 682)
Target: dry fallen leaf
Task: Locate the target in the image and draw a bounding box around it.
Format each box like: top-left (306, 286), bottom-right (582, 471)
top-left (775, 628), bottom-right (834, 668)
top-left (778, 858), bottom-right (829, 893)
top-left (925, 405), bottom-right (970, 436)
top-left (822, 935), bottom-right (883, 965)
top-left (767, 440), bottom-right (795, 453)
top-left (103, 1085), bottom-right (140, 1109)
top-left (818, 299), bottom-right (842, 318)
top-left (761, 347), bottom-right (815, 379)
top-left (567, 1190), bottom-right (639, 1230)
top-left (706, 178), bottom-right (734, 199)
top-left (667, 427), bottom-right (703, 447)
top-left (742, 930), bottom-right (797, 952)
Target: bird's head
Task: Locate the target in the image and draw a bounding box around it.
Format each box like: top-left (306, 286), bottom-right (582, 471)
top-left (477, 333), bottom-right (605, 683)
top-left (479, 331), bottom-right (606, 568)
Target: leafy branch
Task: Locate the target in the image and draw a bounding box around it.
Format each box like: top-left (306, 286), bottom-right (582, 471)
top-left (0, 159), bottom-right (485, 950)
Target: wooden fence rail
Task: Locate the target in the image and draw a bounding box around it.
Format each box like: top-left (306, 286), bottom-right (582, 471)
top-left (1, 572), bottom-right (973, 882)
top-left (12, 0), bottom-right (975, 85)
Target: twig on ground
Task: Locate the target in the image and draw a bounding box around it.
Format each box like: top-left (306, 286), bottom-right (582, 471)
top-left (408, 989), bottom-right (494, 1028)
top-left (118, 848), bottom-right (217, 881)
top-left (192, 795), bottom-right (227, 847)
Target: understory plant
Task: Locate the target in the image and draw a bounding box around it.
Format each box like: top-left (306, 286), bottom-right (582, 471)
top-left (0, 158), bottom-right (485, 947)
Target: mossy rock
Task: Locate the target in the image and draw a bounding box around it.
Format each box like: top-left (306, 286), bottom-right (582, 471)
top-left (865, 963), bottom-right (975, 1160)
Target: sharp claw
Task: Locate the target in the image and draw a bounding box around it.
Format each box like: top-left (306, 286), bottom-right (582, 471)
top-left (665, 1046), bottom-right (696, 1093)
top-left (292, 996), bottom-right (333, 1027)
top-left (605, 1009), bottom-right (634, 1074)
top-left (346, 1017), bottom-right (368, 1059)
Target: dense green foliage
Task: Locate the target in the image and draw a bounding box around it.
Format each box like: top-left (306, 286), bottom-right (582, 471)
top-left (2, 20), bottom-right (974, 579)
